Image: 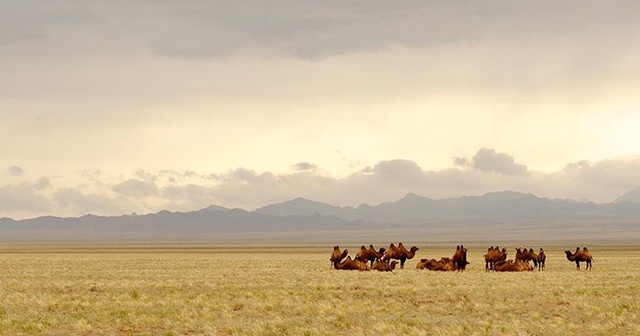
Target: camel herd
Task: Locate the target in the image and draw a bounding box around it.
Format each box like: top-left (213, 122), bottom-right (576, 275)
top-left (330, 243), bottom-right (594, 272)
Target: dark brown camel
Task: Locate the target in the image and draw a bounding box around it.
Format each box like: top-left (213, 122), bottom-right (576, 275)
top-left (565, 247), bottom-right (593, 270)
top-left (484, 246), bottom-right (507, 270)
top-left (515, 247), bottom-right (538, 268)
top-left (371, 258), bottom-right (398, 272)
top-left (356, 244), bottom-right (387, 267)
top-left (452, 245), bottom-right (469, 271)
top-left (329, 245), bottom-right (348, 268)
top-left (383, 242), bottom-right (419, 269)
top-left (537, 248), bottom-right (546, 271)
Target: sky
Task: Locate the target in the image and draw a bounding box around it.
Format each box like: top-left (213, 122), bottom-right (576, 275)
top-left (2, 1), bottom-right (640, 219)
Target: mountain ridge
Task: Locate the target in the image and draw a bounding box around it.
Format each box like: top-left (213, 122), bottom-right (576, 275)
top-left (2, 190), bottom-right (639, 243)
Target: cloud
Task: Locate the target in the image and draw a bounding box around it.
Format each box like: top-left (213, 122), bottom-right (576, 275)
top-left (6, 165), bottom-right (24, 176)
top-left (0, 184), bottom-right (50, 212)
top-left (3, 1), bottom-right (639, 60)
top-left (4, 149), bottom-right (640, 219)
top-left (470, 148), bottom-right (528, 176)
top-left (52, 188), bottom-right (136, 216)
top-left (112, 179), bottom-right (159, 197)
top-left (292, 162), bottom-right (317, 172)
top-left (33, 177), bottom-right (52, 190)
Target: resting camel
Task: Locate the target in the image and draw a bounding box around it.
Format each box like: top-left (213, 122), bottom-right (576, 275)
top-left (537, 248), bottom-right (546, 271)
top-left (333, 256), bottom-right (369, 271)
top-left (493, 259), bottom-right (533, 272)
top-left (565, 247), bottom-right (593, 270)
top-left (452, 245), bottom-right (469, 271)
top-left (356, 245), bottom-right (387, 267)
top-left (329, 245), bottom-right (348, 268)
top-left (371, 258), bottom-right (398, 272)
top-left (383, 242), bottom-right (419, 269)
top-left (515, 248), bottom-right (538, 268)
top-left (484, 246), bottom-right (507, 270)
top-left (416, 258), bottom-right (455, 271)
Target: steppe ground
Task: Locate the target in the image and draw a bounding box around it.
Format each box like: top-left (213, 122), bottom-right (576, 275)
top-left (0, 244), bottom-right (639, 335)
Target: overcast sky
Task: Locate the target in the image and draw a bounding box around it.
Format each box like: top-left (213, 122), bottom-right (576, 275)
top-left (2, 1), bottom-right (640, 219)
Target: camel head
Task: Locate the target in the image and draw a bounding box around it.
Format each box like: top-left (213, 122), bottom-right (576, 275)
top-left (378, 247), bottom-right (387, 255)
top-left (564, 250), bottom-right (573, 257)
top-left (331, 247), bottom-right (348, 262)
top-left (410, 246), bottom-right (420, 253)
top-left (390, 261), bottom-right (399, 270)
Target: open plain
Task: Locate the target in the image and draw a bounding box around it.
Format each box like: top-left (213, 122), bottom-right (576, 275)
top-left (0, 244), bottom-right (639, 335)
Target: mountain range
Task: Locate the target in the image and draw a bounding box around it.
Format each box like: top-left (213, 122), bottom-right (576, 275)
top-left (2, 191), bottom-right (640, 243)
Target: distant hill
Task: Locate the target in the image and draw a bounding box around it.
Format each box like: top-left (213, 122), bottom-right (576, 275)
top-left (2, 190), bottom-right (640, 243)
top-left (615, 188), bottom-right (640, 204)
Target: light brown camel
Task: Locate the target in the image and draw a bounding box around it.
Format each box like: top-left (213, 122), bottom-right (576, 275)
top-left (493, 259), bottom-right (533, 272)
top-left (537, 248), bottom-right (546, 271)
top-left (451, 245), bottom-right (469, 271)
top-left (383, 242), bottom-right (419, 269)
top-left (329, 245), bottom-right (348, 268)
top-left (356, 244), bottom-right (387, 267)
top-left (333, 256), bottom-right (369, 271)
top-left (416, 258), bottom-right (455, 271)
top-left (484, 246), bottom-right (507, 270)
top-left (371, 258), bottom-right (398, 272)
top-left (565, 247), bottom-right (593, 270)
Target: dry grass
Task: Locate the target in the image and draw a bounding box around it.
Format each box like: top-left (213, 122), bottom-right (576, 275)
top-left (0, 245), bottom-right (639, 335)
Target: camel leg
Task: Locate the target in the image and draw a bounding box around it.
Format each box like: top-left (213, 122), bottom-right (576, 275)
top-left (400, 258), bottom-right (406, 269)
top-left (575, 261), bottom-right (580, 270)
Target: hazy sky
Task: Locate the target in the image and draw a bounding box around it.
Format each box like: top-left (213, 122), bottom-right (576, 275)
top-left (2, 1), bottom-right (640, 219)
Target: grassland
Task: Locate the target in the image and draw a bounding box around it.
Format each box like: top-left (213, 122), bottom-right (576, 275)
top-left (0, 244), bottom-right (639, 335)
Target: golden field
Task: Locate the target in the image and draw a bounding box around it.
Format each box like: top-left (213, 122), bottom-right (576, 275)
top-left (0, 244), bottom-right (638, 335)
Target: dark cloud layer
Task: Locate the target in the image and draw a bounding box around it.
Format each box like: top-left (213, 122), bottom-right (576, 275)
top-left (2, 1), bottom-right (639, 60)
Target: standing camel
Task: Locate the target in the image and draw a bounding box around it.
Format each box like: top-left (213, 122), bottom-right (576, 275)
top-left (564, 247), bottom-right (593, 270)
top-left (356, 245), bottom-right (387, 267)
top-left (383, 242), bottom-right (419, 269)
top-left (537, 248), bottom-right (546, 271)
top-left (452, 245), bottom-right (469, 271)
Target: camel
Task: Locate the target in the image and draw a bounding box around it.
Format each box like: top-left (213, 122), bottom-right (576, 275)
top-left (452, 245), bottom-right (469, 271)
top-left (356, 244), bottom-right (387, 267)
top-left (383, 242), bottom-right (419, 269)
top-left (330, 245), bottom-right (348, 268)
top-left (515, 248), bottom-right (538, 268)
top-left (333, 256), bottom-right (369, 271)
top-left (565, 247), bottom-right (593, 270)
top-left (484, 246), bottom-right (507, 270)
top-left (537, 248), bottom-right (546, 271)
top-left (493, 259), bottom-right (533, 272)
top-left (416, 258), bottom-right (455, 271)
top-left (371, 258), bottom-right (398, 272)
